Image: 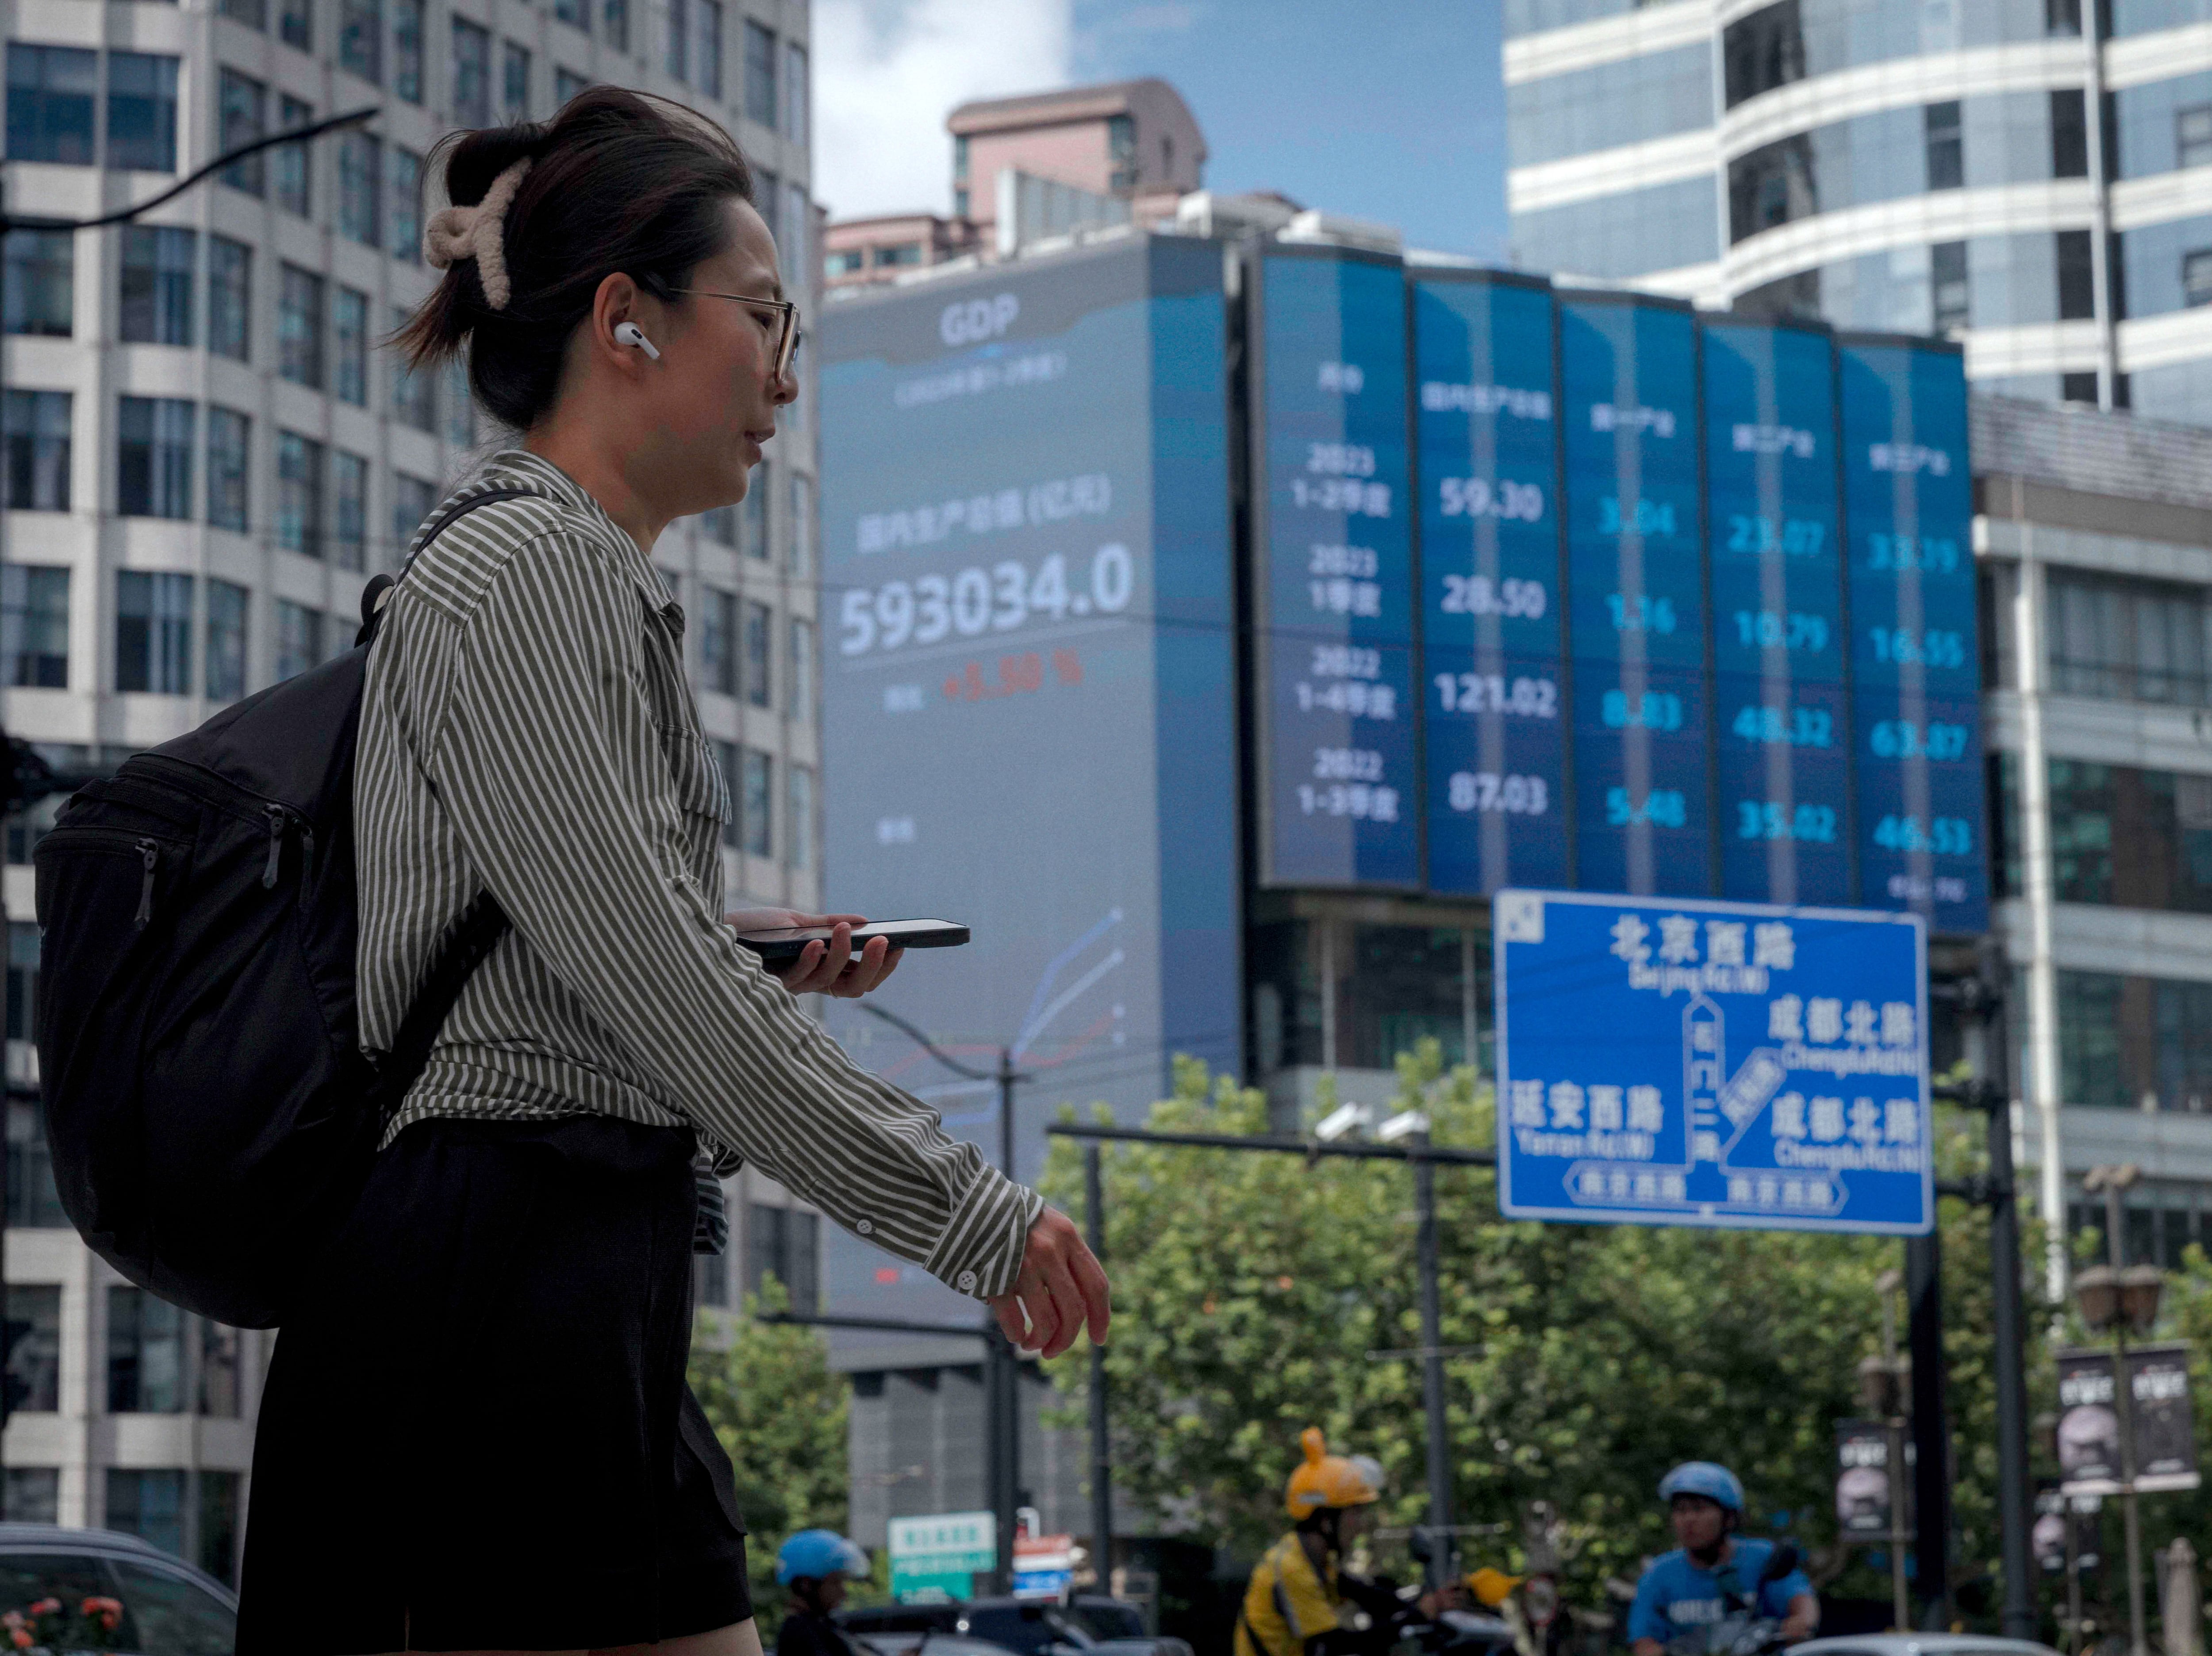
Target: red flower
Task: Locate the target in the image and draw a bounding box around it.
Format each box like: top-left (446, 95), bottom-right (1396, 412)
top-left (10, 1625), bottom-right (31, 1648)
top-left (82, 1596), bottom-right (121, 1614)
top-left (27, 1598), bottom-right (58, 1614)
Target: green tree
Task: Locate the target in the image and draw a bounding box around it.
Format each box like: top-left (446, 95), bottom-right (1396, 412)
top-left (689, 1281), bottom-right (853, 1636)
top-left (1038, 1046), bottom-right (2047, 1622)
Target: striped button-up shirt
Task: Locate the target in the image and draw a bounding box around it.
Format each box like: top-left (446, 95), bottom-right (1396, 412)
top-left (354, 450), bottom-right (1040, 1300)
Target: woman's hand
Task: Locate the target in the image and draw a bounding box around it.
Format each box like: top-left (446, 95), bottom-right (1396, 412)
top-left (725, 908), bottom-right (903, 999)
top-left (987, 1207), bottom-right (1110, 1360)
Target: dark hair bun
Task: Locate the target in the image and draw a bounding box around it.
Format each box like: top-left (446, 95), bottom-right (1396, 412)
top-left (395, 87), bottom-right (753, 432)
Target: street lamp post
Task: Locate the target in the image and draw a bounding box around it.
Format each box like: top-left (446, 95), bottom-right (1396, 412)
top-left (1857, 1268), bottom-right (1912, 1632)
top-left (2077, 1163), bottom-right (2161, 1656)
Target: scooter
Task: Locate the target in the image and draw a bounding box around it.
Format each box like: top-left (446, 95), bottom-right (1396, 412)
top-left (1658, 1545), bottom-right (1804, 1656)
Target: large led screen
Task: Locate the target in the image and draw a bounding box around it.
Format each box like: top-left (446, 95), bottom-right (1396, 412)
top-left (816, 237), bottom-right (1240, 1322)
top-left (1250, 247), bottom-right (1419, 888)
top-left (1412, 270), bottom-right (1569, 896)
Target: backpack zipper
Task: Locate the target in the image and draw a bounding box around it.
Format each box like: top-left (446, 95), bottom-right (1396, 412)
top-left (35, 828), bottom-right (173, 926)
top-left (135, 840), bottom-right (158, 925)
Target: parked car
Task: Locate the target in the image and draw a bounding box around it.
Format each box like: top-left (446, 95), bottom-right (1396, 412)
top-left (840, 1595), bottom-right (1192, 1656)
top-left (1789, 1638), bottom-right (2063, 1656)
top-left (0, 1523), bottom-right (236, 1653)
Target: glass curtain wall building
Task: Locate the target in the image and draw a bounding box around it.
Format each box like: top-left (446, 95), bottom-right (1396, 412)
top-left (1, 0), bottom-right (819, 1579)
top-left (1503, 0), bottom-right (2212, 426)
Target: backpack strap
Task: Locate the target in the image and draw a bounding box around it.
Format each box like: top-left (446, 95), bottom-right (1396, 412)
top-left (360, 483), bottom-right (534, 1108)
top-left (355, 485), bottom-right (537, 648)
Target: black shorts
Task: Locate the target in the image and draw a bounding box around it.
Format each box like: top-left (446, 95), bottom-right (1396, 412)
top-left (238, 1114), bottom-right (751, 1653)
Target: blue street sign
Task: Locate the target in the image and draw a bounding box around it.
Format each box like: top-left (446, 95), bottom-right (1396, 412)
top-left (1494, 889), bottom-right (1932, 1234)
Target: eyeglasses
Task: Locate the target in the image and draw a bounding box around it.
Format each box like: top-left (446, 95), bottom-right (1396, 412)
top-left (671, 291), bottom-right (804, 379)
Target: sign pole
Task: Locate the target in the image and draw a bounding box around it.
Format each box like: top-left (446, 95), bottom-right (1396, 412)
top-left (1085, 1143), bottom-right (1112, 1595)
top-left (1907, 1231), bottom-right (1950, 1629)
top-left (1414, 1138), bottom-right (1455, 1590)
top-left (2105, 1177), bottom-right (2150, 1656)
top-left (991, 1046), bottom-right (1022, 1596)
top-left (1888, 1416), bottom-right (1911, 1630)
top-left (1980, 963), bottom-right (2037, 1641)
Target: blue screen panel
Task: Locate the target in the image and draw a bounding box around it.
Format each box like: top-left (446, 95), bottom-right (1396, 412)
top-left (1701, 319), bottom-right (1849, 904)
top-left (816, 239), bottom-right (1240, 1325)
top-left (1255, 250), bottom-right (1419, 887)
top-left (1571, 663), bottom-right (1711, 895)
top-left (1411, 272), bottom-right (1567, 893)
top-left (1559, 297), bottom-right (1709, 896)
top-left (1838, 337), bottom-right (1986, 931)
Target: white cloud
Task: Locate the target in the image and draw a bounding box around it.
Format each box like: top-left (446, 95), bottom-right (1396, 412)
top-left (814, 0), bottom-right (1075, 221)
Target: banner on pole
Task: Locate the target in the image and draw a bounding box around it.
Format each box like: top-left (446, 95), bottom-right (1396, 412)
top-left (2056, 1345), bottom-right (2201, 1496)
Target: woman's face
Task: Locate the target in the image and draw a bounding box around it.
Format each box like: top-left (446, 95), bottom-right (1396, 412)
top-left (637, 195), bottom-right (796, 516)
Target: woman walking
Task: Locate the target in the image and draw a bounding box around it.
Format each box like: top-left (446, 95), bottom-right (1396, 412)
top-left (238, 87), bottom-right (1108, 1656)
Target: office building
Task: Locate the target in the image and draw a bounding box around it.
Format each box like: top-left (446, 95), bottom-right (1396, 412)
top-left (823, 210), bottom-right (977, 295)
top-left (1502, 1), bottom-right (2212, 425)
top-left (1, 0), bottom-right (819, 1581)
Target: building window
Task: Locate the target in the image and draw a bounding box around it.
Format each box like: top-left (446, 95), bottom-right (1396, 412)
top-left (338, 130), bottom-right (381, 246)
top-left (105, 1469), bottom-right (185, 1557)
top-left (453, 19), bottom-right (490, 127)
top-left (394, 0), bottom-right (423, 102)
top-left (783, 183), bottom-right (808, 286)
top-left (5, 924), bottom-right (36, 1048)
top-left (743, 20), bottom-right (775, 127)
top-left (788, 764), bottom-right (812, 872)
top-left (390, 145), bottom-right (422, 263)
top-left (2184, 249), bottom-right (2212, 309)
top-left (279, 0), bottom-right (311, 51)
top-left (556, 67), bottom-right (588, 106)
top-left (206, 406), bottom-right (249, 532)
top-left (1924, 100), bottom-right (1963, 192)
top-left (3, 1285), bottom-right (58, 1414)
top-left (744, 460), bottom-right (768, 559)
top-left (2052, 88), bottom-right (2089, 178)
top-left (119, 225), bottom-right (194, 346)
top-left (503, 39), bottom-right (530, 120)
top-left (693, 1), bottom-right (721, 100)
top-left (604, 0), bottom-right (630, 54)
top-left (278, 263), bottom-right (324, 388)
top-left (665, 0), bottom-right (688, 83)
top-left (106, 52), bottom-right (178, 172)
top-left (555, 0), bottom-right (589, 34)
top-left (699, 504), bottom-right (736, 547)
top-left (116, 571), bottom-right (193, 694)
top-left (4, 230), bottom-right (73, 337)
top-left (2050, 759), bottom-right (2212, 913)
top-left (206, 579), bottom-right (247, 702)
top-left (5, 1092), bottom-right (65, 1225)
top-left (275, 94), bottom-right (313, 215)
top-left (2048, 567), bottom-right (2212, 704)
top-left (2058, 969), bottom-right (2212, 1112)
top-left (783, 41), bottom-right (807, 144)
top-left (2, 566), bottom-right (69, 687)
top-left (1108, 112), bottom-right (1136, 190)
top-left (2178, 104), bottom-right (2212, 170)
top-left (221, 0), bottom-right (269, 31)
top-left (6, 45), bottom-right (98, 166)
top-left (3, 391), bottom-right (71, 513)
top-left (208, 236), bottom-right (250, 361)
top-left (197, 1471), bottom-right (241, 1583)
top-left (743, 599), bottom-right (771, 709)
top-left (445, 360), bottom-right (474, 448)
top-left (392, 306), bottom-right (435, 431)
top-left (2058, 229), bottom-right (2097, 320)
top-left (107, 1287), bottom-right (184, 1413)
top-left (333, 286), bottom-right (369, 405)
top-left (789, 617), bottom-right (813, 721)
top-left (953, 132), bottom-right (968, 183)
top-left (392, 472), bottom-right (436, 566)
top-left (700, 586), bottom-right (736, 695)
top-left (788, 473), bottom-right (812, 575)
top-left (2, 1471), bottom-right (57, 1526)
top-left (117, 396), bottom-right (194, 520)
top-left (274, 601), bottom-right (323, 681)
top-left (741, 749), bottom-right (771, 857)
top-left (333, 450), bottom-right (368, 571)
top-left (339, 0), bottom-right (381, 82)
top-left (746, 1203), bottom-right (817, 1310)
top-left (276, 431), bottom-right (325, 559)
top-left (218, 68), bottom-right (266, 196)
top-left (714, 740), bottom-right (742, 849)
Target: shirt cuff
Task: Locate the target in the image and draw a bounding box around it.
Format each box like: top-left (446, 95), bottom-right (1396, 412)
top-left (923, 1164), bottom-right (1044, 1300)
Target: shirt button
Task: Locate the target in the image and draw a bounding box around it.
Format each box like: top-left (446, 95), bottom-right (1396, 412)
top-left (957, 1271), bottom-right (978, 1293)
top-left (856, 1219), bottom-right (874, 1236)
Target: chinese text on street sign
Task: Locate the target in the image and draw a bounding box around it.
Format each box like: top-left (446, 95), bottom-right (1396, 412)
top-left (889, 1510), bottom-right (997, 1604)
top-left (1495, 889), bottom-right (1931, 1234)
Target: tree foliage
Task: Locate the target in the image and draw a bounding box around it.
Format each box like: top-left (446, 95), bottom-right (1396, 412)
top-left (1039, 1046), bottom-right (2046, 1618)
top-left (689, 1283), bottom-right (853, 1635)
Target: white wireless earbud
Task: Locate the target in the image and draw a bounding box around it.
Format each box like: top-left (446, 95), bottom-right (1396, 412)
top-left (614, 321), bottom-right (662, 361)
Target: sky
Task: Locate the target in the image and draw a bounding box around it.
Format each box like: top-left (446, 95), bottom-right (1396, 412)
top-left (814, 0), bottom-right (1510, 262)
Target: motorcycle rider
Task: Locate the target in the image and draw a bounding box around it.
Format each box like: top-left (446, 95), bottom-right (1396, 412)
top-left (1237, 1429), bottom-right (1462, 1656)
top-left (775, 1530), bottom-right (872, 1656)
top-left (1628, 1464), bottom-right (1817, 1656)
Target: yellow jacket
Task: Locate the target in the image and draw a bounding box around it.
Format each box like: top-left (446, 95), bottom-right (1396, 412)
top-left (1237, 1532), bottom-right (1349, 1656)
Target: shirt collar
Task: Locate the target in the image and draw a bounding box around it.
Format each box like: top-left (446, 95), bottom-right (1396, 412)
top-left (477, 448), bottom-right (684, 623)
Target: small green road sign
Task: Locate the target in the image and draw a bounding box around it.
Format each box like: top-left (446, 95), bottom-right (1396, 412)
top-left (889, 1511), bottom-right (996, 1603)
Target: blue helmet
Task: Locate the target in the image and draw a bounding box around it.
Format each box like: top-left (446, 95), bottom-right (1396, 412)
top-left (777, 1530), bottom-right (870, 1586)
top-left (1659, 1462), bottom-right (1745, 1514)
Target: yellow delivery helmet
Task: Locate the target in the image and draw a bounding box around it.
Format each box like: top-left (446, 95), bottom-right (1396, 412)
top-left (1286, 1427), bottom-right (1382, 1519)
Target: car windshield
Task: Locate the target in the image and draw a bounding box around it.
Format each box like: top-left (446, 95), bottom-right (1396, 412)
top-left (960, 1605), bottom-right (1097, 1655)
top-left (108, 1560), bottom-right (235, 1656)
top-left (0, 1553), bottom-right (141, 1651)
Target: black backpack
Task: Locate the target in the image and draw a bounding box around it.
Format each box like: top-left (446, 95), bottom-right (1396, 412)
top-left (31, 488), bottom-right (528, 1328)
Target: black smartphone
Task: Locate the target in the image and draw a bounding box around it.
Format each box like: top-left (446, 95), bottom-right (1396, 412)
top-left (732, 918), bottom-right (970, 963)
